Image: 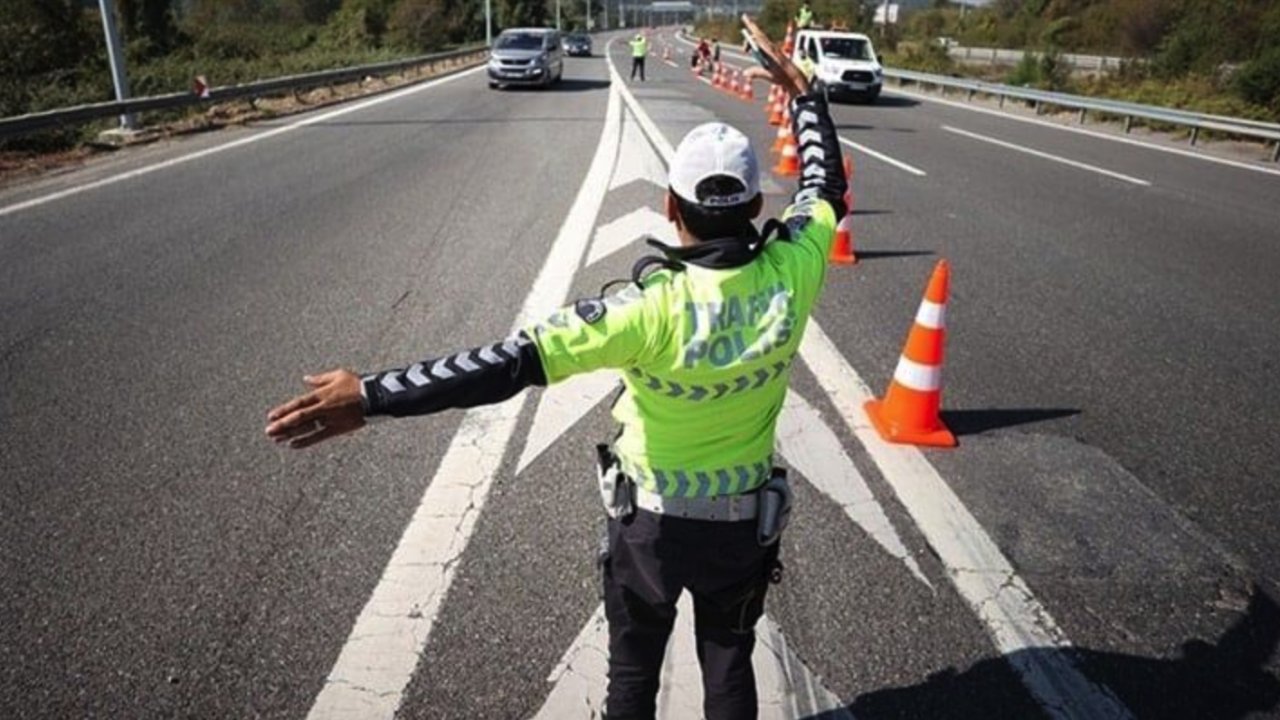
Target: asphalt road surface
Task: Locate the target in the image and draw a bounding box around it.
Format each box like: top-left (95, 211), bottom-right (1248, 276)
top-left (2, 30), bottom-right (1278, 719)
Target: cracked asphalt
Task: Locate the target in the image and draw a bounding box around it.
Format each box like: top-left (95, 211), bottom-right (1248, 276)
top-left (2, 30), bottom-right (1279, 719)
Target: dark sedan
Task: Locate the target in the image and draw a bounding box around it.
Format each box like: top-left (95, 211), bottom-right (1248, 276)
top-left (563, 33), bottom-right (592, 57)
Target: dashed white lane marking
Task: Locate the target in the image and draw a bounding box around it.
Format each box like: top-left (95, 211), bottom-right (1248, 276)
top-left (534, 596), bottom-right (850, 719)
top-left (943, 125), bottom-right (1152, 186)
top-left (892, 86), bottom-right (1280, 179)
top-left (838, 136), bottom-right (929, 177)
top-left (304, 75), bottom-right (622, 720)
top-left (0, 66), bottom-right (486, 219)
top-left (615, 45), bottom-right (1135, 720)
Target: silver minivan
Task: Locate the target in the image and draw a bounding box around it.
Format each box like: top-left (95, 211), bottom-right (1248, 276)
top-left (487, 28), bottom-right (564, 89)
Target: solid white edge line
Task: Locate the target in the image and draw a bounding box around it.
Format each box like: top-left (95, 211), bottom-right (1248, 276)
top-left (622, 41), bottom-right (1134, 720)
top-left (304, 59), bottom-right (621, 719)
top-left (838, 136), bottom-right (928, 176)
top-left (890, 85), bottom-right (1280, 179)
top-left (942, 124), bottom-right (1151, 186)
top-left (798, 323), bottom-right (1134, 720)
top-left (0, 65), bottom-right (487, 219)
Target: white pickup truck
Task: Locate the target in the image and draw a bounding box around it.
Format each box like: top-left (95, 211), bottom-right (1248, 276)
top-left (791, 29), bottom-right (883, 103)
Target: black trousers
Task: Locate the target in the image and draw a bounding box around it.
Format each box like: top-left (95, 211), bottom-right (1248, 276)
top-left (630, 56), bottom-right (646, 81)
top-left (602, 509), bottom-right (776, 720)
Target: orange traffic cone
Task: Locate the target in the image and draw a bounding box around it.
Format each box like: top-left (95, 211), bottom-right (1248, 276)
top-left (712, 64), bottom-right (722, 88)
top-left (830, 215), bottom-right (856, 265)
top-left (739, 74), bottom-right (754, 101)
top-left (864, 261), bottom-right (956, 447)
top-left (768, 94), bottom-right (786, 126)
top-left (774, 132), bottom-right (800, 176)
top-left (765, 85), bottom-right (778, 115)
top-left (771, 106), bottom-right (791, 153)
top-left (782, 23), bottom-right (795, 55)
top-left (728, 70), bottom-right (740, 95)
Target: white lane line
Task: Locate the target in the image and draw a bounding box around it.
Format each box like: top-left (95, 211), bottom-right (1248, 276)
top-left (943, 124), bottom-right (1151, 186)
top-left (799, 324), bottom-right (1133, 720)
top-left (305, 75), bottom-right (621, 720)
top-left (894, 86), bottom-right (1280, 179)
top-left (616, 46), bottom-right (1135, 720)
top-left (0, 65), bottom-right (486, 219)
top-left (838, 136), bottom-right (928, 176)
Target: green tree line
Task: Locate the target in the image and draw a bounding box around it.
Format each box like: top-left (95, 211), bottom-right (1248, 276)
top-left (896, 0), bottom-right (1280, 118)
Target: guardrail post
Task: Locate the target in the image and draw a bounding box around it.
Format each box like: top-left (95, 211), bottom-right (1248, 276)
top-left (966, 88), bottom-right (974, 101)
top-left (1189, 126), bottom-right (1200, 146)
top-left (998, 94), bottom-right (1005, 108)
top-left (97, 0), bottom-right (136, 131)
top-left (1124, 115), bottom-right (1133, 133)
top-left (1273, 141), bottom-right (1280, 163)
top-left (1078, 108), bottom-right (1086, 124)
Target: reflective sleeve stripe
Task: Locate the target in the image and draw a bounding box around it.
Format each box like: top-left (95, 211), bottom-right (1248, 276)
top-left (380, 374), bottom-right (405, 393)
top-left (893, 355), bottom-right (942, 392)
top-left (915, 300), bottom-right (946, 330)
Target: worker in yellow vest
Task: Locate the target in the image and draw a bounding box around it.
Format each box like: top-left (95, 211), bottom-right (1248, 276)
top-left (630, 33), bottom-right (649, 82)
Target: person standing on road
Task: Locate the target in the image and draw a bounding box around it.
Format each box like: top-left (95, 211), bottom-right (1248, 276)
top-left (796, 1), bottom-right (815, 29)
top-left (629, 33), bottom-right (649, 81)
top-left (713, 37), bottom-right (721, 64)
top-left (264, 15), bottom-right (845, 720)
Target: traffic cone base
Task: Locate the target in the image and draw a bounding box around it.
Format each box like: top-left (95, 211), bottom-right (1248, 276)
top-left (865, 398), bottom-right (956, 447)
top-left (830, 216), bottom-right (856, 265)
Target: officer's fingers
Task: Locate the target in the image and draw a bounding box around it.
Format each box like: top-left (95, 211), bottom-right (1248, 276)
top-left (286, 424), bottom-right (336, 449)
top-left (303, 369), bottom-right (345, 389)
top-left (287, 417), bottom-right (363, 449)
top-left (265, 403), bottom-right (321, 439)
top-left (266, 392), bottom-right (317, 423)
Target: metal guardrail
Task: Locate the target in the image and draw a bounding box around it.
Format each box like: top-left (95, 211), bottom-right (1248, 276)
top-left (885, 67), bottom-right (1280, 162)
top-left (0, 45), bottom-right (489, 140)
top-left (946, 46), bottom-right (1129, 72)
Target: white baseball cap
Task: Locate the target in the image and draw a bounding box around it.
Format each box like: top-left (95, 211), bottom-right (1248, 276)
top-left (669, 122), bottom-right (761, 208)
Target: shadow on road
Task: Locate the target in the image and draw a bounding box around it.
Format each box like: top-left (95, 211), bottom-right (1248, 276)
top-left (849, 249), bottom-right (934, 261)
top-left (497, 78), bottom-right (612, 92)
top-left (804, 588), bottom-right (1280, 720)
top-left (850, 209), bottom-right (893, 216)
top-left (940, 408), bottom-right (1079, 436)
top-left (844, 95), bottom-right (920, 109)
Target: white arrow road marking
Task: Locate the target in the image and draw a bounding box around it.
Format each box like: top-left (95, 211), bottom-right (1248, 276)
top-left (305, 80), bottom-right (623, 720)
top-left (778, 391), bottom-right (932, 589)
top-left (586, 207), bottom-right (679, 267)
top-left (517, 371), bottom-right (622, 473)
top-left (611, 108), bottom-right (671, 192)
top-left (534, 596), bottom-right (850, 719)
top-left (610, 51), bottom-right (1134, 720)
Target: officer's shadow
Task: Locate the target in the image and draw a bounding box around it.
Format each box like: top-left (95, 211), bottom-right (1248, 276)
top-left (806, 587), bottom-right (1280, 719)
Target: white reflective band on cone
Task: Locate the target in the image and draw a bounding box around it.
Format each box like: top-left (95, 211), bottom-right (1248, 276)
top-left (914, 300), bottom-right (946, 330)
top-left (893, 356), bottom-right (942, 392)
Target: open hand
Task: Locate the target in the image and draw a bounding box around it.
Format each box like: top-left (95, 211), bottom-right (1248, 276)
top-left (741, 14), bottom-right (810, 98)
top-left (265, 370), bottom-right (366, 449)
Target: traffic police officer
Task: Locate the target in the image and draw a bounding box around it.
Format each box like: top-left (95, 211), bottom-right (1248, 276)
top-left (630, 32), bottom-right (649, 81)
top-left (265, 16), bottom-right (846, 719)
top-left (796, 1), bottom-right (815, 29)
